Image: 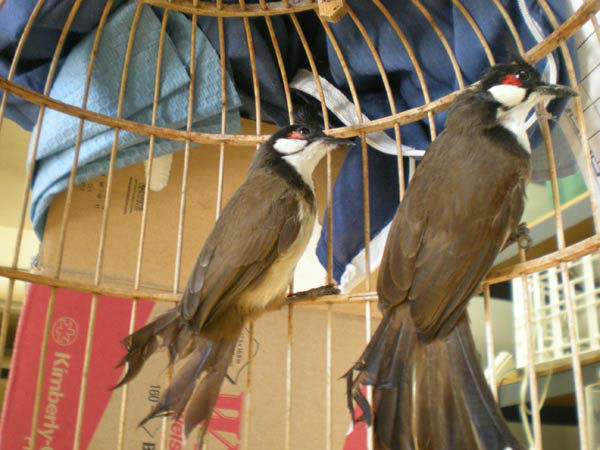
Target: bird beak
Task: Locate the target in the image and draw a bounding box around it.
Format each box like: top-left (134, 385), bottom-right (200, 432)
top-left (320, 135), bottom-right (355, 148)
top-left (533, 83), bottom-right (578, 99)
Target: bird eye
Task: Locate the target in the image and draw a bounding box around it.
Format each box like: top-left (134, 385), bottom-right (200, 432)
top-left (286, 127), bottom-right (311, 140)
top-left (515, 70), bottom-right (529, 81)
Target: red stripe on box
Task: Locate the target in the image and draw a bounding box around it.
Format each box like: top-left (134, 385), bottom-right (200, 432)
top-left (0, 285), bottom-right (155, 449)
top-left (80, 294), bottom-right (154, 449)
top-left (342, 387), bottom-right (368, 450)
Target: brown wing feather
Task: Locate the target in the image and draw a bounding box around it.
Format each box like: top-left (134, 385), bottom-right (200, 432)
top-left (377, 194), bottom-right (425, 306)
top-left (378, 113), bottom-right (528, 340)
top-left (180, 172), bottom-right (304, 335)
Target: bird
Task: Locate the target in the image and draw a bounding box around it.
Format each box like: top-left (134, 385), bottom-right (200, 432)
top-left (114, 111), bottom-right (352, 443)
top-left (345, 56), bottom-right (577, 450)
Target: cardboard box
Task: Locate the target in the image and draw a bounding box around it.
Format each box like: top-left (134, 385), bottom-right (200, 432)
top-left (2, 120), bottom-right (378, 449)
top-left (1, 285), bottom-right (374, 449)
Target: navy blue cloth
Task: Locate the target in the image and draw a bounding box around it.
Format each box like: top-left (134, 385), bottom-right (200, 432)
top-left (0, 0), bottom-right (126, 129)
top-left (325, 145), bottom-right (407, 281)
top-left (195, 9), bottom-right (314, 127)
top-left (195, 0), bottom-right (576, 285)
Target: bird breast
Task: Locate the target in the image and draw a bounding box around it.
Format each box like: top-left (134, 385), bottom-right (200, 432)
top-left (237, 198), bottom-right (316, 314)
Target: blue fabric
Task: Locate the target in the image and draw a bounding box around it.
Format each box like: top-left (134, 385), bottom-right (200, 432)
top-left (195, 8), bottom-right (308, 127)
top-left (325, 145), bottom-right (406, 280)
top-left (29, 3), bottom-right (241, 237)
top-left (0, 0), bottom-right (127, 129)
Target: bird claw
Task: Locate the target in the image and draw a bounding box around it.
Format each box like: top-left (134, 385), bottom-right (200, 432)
top-left (502, 222), bottom-right (533, 251)
top-left (515, 223), bottom-right (532, 251)
top-left (504, 222), bottom-right (531, 252)
top-left (518, 234), bottom-right (532, 251)
top-left (287, 283), bottom-right (340, 303)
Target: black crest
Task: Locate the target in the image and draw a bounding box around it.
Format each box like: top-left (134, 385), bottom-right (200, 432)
top-left (291, 91), bottom-right (323, 129)
top-left (503, 32), bottom-right (527, 66)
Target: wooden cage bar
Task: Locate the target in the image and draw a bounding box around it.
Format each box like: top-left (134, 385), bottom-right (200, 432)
top-left (518, 246), bottom-right (544, 450)
top-left (483, 284), bottom-right (497, 402)
top-left (369, 0), bottom-right (436, 138)
top-left (17, 0), bottom-right (87, 447)
top-left (538, 2), bottom-right (598, 448)
top-left (0, 0), bottom-right (591, 140)
top-left (452, 0), bottom-right (495, 65)
top-left (0, 0), bottom-right (47, 368)
top-left (0, 0), bottom-right (46, 130)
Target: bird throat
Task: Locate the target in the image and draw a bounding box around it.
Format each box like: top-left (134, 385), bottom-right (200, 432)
top-left (496, 97), bottom-right (536, 154)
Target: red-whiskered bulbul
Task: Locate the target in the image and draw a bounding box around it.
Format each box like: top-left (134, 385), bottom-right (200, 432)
top-left (345, 58), bottom-right (577, 450)
top-left (114, 118), bottom-right (352, 442)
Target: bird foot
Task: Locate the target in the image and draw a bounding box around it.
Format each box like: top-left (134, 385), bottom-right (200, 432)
top-left (504, 222), bottom-right (532, 252)
top-left (287, 284), bottom-right (340, 303)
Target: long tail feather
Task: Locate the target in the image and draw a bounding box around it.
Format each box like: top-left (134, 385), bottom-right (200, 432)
top-left (113, 308), bottom-right (180, 389)
top-left (184, 342), bottom-right (235, 439)
top-left (138, 339), bottom-right (235, 445)
top-left (346, 305), bottom-right (523, 450)
top-left (114, 308), bottom-right (237, 442)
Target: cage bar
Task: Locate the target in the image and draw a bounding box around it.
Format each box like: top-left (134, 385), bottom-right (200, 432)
top-left (483, 284), bottom-right (498, 401)
top-left (174, 0), bottom-right (200, 294)
top-left (326, 304), bottom-right (333, 450)
top-left (452, 0), bottom-right (495, 64)
top-left (15, 1), bottom-right (87, 448)
top-left (241, 322), bottom-right (254, 450)
top-left (0, 0), bottom-right (46, 130)
top-left (27, 290), bottom-right (57, 449)
top-left (260, 0), bottom-right (294, 124)
top-left (72, 295), bottom-right (99, 449)
top-left (519, 258), bottom-right (544, 450)
top-left (531, 273), bottom-right (547, 360)
top-left (582, 255), bottom-right (600, 349)
top-left (535, 28), bottom-right (591, 444)
top-left (369, 0), bottom-right (436, 137)
top-left (117, 300), bottom-right (138, 450)
top-left (284, 304), bottom-right (293, 450)
top-left (548, 270), bottom-right (566, 361)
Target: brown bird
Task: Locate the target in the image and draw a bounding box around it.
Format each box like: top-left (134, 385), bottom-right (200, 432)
top-left (345, 58), bottom-right (577, 449)
top-left (114, 117), bottom-right (352, 443)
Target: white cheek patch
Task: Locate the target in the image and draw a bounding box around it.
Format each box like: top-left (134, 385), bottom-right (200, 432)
top-left (274, 138), bottom-right (308, 154)
top-left (488, 84), bottom-right (527, 107)
top-left (283, 140), bottom-right (330, 187)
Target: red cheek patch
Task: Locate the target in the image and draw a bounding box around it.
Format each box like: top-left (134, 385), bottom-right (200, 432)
top-left (287, 131), bottom-right (304, 139)
top-left (502, 74), bottom-right (522, 87)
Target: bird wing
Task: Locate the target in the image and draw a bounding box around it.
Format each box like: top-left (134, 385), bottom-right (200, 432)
top-left (378, 126), bottom-right (526, 341)
top-left (180, 171), bottom-right (305, 333)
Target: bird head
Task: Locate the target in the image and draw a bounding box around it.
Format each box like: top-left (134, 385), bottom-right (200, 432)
top-left (481, 59), bottom-right (577, 112)
top-left (271, 124), bottom-right (353, 156)
top-left (267, 123), bottom-right (354, 182)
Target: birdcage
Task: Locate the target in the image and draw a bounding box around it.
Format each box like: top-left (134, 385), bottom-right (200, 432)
top-left (0, 0), bottom-right (599, 449)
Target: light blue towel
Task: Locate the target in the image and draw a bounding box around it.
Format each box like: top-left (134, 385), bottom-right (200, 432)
top-left (30, 2), bottom-right (241, 238)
